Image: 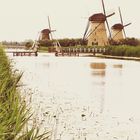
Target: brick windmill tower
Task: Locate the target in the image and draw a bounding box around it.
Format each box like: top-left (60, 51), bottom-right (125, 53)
top-left (111, 7), bottom-right (131, 41)
top-left (83, 0), bottom-right (115, 46)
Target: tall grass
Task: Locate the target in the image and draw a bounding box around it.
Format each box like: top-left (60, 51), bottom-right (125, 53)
top-left (38, 46), bottom-right (49, 52)
top-left (0, 47), bottom-right (49, 139)
top-left (105, 45), bottom-right (140, 57)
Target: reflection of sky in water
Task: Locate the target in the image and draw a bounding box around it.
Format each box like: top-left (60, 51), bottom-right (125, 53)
top-left (7, 52), bottom-right (140, 140)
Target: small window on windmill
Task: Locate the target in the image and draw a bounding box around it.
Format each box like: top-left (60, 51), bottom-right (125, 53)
top-left (94, 39), bottom-right (96, 42)
top-left (95, 32), bottom-right (96, 35)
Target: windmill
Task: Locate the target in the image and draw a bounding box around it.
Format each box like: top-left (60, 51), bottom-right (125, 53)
top-left (83, 0), bottom-right (115, 46)
top-left (39, 16), bottom-right (56, 41)
top-left (111, 7), bottom-right (131, 41)
top-left (39, 16), bottom-right (61, 52)
top-left (31, 17), bottom-right (61, 53)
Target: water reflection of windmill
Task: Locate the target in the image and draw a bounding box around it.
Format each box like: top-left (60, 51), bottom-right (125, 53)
top-left (111, 7), bottom-right (131, 41)
top-left (90, 62), bottom-right (106, 114)
top-left (90, 63), bottom-right (106, 77)
top-left (83, 0), bottom-right (115, 46)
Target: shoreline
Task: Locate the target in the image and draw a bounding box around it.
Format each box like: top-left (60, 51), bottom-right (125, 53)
top-left (95, 54), bottom-right (140, 61)
top-left (45, 52), bottom-right (140, 61)
top-left (37, 49), bottom-right (140, 61)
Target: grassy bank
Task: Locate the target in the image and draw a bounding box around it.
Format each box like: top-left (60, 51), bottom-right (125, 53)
top-left (0, 47), bottom-right (48, 139)
top-left (38, 46), bottom-right (49, 53)
top-left (104, 45), bottom-right (140, 57)
top-left (39, 45), bottom-right (140, 58)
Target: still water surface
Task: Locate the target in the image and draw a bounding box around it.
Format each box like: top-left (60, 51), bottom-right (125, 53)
top-left (8, 52), bottom-right (140, 140)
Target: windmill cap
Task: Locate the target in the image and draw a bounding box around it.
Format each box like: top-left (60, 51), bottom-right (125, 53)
top-left (41, 29), bottom-right (51, 34)
top-left (112, 24), bottom-right (124, 30)
top-left (89, 13), bottom-right (106, 22)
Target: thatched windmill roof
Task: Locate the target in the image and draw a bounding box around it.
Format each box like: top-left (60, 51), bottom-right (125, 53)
top-left (112, 23), bottom-right (124, 30)
top-left (89, 13), bottom-right (106, 22)
top-left (41, 29), bottom-right (51, 34)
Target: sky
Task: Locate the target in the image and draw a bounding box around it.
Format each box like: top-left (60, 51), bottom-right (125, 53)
top-left (0, 0), bottom-right (139, 41)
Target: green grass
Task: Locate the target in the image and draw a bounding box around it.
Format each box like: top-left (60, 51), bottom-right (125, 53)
top-left (38, 46), bottom-right (49, 52)
top-left (104, 45), bottom-right (140, 57)
top-left (0, 47), bottom-right (49, 139)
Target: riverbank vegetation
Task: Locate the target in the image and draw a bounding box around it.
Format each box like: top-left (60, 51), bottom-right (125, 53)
top-left (0, 47), bottom-right (49, 139)
top-left (2, 37), bottom-right (140, 57)
top-left (1, 37), bottom-right (140, 47)
top-left (38, 46), bottom-right (49, 52)
top-left (38, 45), bottom-right (140, 58)
top-left (104, 45), bottom-right (140, 57)
top-left (38, 37), bottom-right (140, 47)
top-left (37, 37), bottom-right (140, 57)
top-left (109, 38), bottom-right (140, 46)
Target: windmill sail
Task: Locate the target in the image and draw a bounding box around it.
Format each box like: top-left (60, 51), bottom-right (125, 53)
top-left (83, 20), bottom-right (90, 40)
top-left (48, 16), bottom-right (53, 40)
top-left (101, 0), bottom-right (113, 39)
top-left (85, 22), bottom-right (102, 40)
top-left (118, 7), bottom-right (131, 38)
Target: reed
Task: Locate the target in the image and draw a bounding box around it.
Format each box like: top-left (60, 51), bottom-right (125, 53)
top-left (0, 47), bottom-right (49, 139)
top-left (104, 45), bottom-right (140, 57)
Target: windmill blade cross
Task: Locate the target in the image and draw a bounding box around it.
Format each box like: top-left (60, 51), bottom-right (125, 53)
top-left (119, 7), bottom-right (124, 25)
top-left (123, 23), bottom-right (132, 38)
top-left (123, 28), bottom-right (127, 38)
top-left (48, 16), bottom-right (53, 40)
top-left (83, 20), bottom-right (90, 40)
top-left (106, 20), bottom-right (112, 39)
top-left (123, 23), bottom-right (131, 38)
top-left (101, 0), bottom-right (112, 39)
top-left (105, 12), bottom-right (115, 39)
top-left (106, 12), bottom-right (115, 18)
top-left (124, 23), bottom-right (132, 27)
top-left (118, 7), bottom-right (131, 38)
top-left (101, 0), bottom-right (106, 15)
top-left (51, 30), bottom-right (56, 32)
top-left (112, 30), bottom-right (122, 39)
top-left (85, 22), bottom-right (102, 40)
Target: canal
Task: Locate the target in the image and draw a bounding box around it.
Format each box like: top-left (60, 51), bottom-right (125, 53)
top-left (8, 52), bottom-right (140, 140)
